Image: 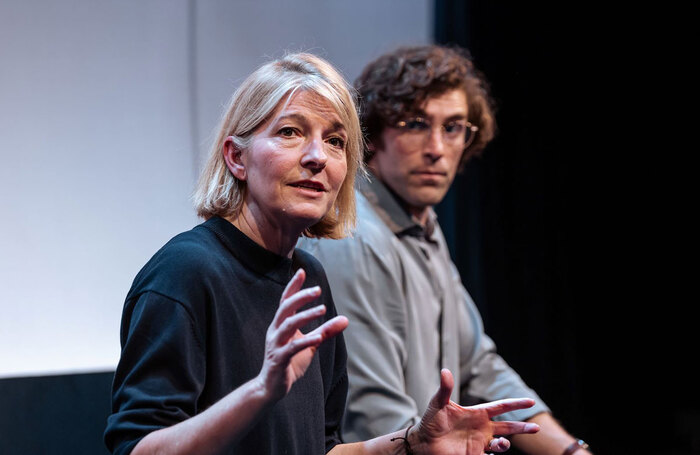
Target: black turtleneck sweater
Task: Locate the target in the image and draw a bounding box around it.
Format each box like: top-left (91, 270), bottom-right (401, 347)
top-left (104, 216), bottom-right (348, 455)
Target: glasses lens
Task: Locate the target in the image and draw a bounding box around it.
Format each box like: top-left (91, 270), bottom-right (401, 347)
top-left (404, 118), bottom-right (429, 132)
top-left (443, 121), bottom-right (465, 137)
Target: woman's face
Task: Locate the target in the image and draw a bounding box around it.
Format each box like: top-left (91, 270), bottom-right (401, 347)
top-left (231, 90), bottom-right (348, 233)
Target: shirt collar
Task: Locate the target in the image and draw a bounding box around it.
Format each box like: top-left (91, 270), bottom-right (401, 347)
top-left (202, 216), bottom-right (296, 285)
top-left (358, 173), bottom-right (438, 241)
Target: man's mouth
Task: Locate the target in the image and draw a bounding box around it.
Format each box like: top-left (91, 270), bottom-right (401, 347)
top-left (412, 170), bottom-right (447, 176)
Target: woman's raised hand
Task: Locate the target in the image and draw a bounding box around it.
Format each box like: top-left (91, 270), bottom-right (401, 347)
top-left (257, 268), bottom-right (348, 401)
top-left (410, 369), bottom-right (540, 454)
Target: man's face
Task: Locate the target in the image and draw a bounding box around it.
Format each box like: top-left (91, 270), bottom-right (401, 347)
top-left (368, 89), bottom-right (468, 221)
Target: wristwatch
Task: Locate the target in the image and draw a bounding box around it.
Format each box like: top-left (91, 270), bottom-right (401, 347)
top-left (562, 439), bottom-right (589, 455)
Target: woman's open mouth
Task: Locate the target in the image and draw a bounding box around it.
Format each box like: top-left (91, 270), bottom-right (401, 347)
top-left (289, 180), bottom-right (327, 192)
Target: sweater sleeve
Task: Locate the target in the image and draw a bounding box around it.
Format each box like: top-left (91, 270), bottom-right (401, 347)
top-left (104, 291), bottom-right (206, 455)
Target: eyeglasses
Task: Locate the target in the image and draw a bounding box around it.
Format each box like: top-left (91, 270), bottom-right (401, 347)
top-left (395, 117), bottom-right (478, 148)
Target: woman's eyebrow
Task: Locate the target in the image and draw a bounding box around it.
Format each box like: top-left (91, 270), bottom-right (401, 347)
top-left (328, 121), bottom-right (347, 134)
top-left (274, 113), bottom-right (308, 125)
top-left (275, 113), bottom-right (346, 134)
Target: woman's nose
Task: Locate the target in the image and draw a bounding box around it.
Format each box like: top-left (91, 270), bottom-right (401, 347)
top-left (301, 137), bottom-right (328, 170)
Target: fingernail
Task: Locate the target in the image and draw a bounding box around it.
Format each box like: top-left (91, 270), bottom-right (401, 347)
top-left (524, 423), bottom-right (539, 432)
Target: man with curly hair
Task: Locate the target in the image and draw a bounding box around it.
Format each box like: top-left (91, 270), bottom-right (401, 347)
top-left (298, 45), bottom-right (592, 455)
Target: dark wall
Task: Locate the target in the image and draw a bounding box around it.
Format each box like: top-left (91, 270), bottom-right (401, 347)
top-left (0, 371), bottom-right (113, 455)
top-left (433, 2), bottom-right (697, 454)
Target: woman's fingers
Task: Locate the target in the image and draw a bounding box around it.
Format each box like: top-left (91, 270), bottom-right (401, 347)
top-left (426, 368), bottom-right (454, 411)
top-left (306, 315), bottom-right (349, 341)
top-left (281, 268), bottom-right (306, 302)
top-left (274, 271), bottom-right (324, 329)
top-left (470, 397), bottom-right (536, 419)
top-left (274, 285), bottom-right (321, 328)
top-left (277, 316), bottom-right (349, 361)
top-left (488, 437), bottom-right (511, 452)
top-left (276, 304), bottom-right (327, 342)
top-left (283, 332), bottom-right (324, 355)
top-left (491, 420), bottom-right (540, 436)
top-left (269, 267), bottom-right (349, 358)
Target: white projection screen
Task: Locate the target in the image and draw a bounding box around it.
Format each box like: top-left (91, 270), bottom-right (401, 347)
top-left (0, 0), bottom-right (431, 378)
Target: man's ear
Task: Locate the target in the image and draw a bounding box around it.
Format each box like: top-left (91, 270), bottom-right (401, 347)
top-left (222, 136), bottom-right (246, 181)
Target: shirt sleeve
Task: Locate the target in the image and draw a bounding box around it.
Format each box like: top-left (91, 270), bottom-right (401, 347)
top-left (300, 235), bottom-right (420, 443)
top-left (454, 264), bottom-right (551, 422)
top-left (104, 291), bottom-right (206, 455)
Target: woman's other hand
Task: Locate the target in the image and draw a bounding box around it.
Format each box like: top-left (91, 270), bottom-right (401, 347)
top-left (410, 369), bottom-right (540, 454)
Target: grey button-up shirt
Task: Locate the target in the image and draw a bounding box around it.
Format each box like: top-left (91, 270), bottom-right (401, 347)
top-left (298, 175), bottom-right (549, 442)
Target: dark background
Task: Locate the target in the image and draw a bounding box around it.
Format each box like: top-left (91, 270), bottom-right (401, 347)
top-left (0, 2), bottom-right (694, 455)
top-left (434, 1), bottom-right (697, 454)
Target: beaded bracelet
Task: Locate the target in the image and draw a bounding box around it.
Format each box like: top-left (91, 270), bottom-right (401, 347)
top-left (390, 424), bottom-right (414, 454)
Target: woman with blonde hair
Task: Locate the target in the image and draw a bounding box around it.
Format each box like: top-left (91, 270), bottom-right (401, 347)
top-left (104, 52), bottom-right (539, 455)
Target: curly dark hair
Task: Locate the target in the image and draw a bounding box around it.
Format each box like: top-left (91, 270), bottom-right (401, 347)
top-left (354, 44), bottom-right (496, 167)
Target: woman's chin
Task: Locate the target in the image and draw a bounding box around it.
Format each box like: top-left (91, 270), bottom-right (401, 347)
top-left (281, 210), bottom-right (325, 232)
top-left (283, 203), bottom-right (330, 225)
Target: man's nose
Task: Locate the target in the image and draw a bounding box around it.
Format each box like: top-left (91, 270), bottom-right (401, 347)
top-left (424, 126), bottom-right (445, 161)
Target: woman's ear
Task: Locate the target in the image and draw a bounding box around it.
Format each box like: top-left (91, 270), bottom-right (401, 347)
top-left (222, 136), bottom-right (246, 180)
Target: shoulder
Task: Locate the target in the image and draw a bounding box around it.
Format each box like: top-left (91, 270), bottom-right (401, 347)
top-left (351, 190), bottom-right (397, 248)
top-left (298, 191), bottom-right (398, 262)
top-left (297, 192), bottom-right (407, 310)
top-left (126, 224), bottom-right (227, 304)
top-left (142, 225), bottom-right (223, 277)
top-left (294, 246), bottom-right (324, 273)
top-left (293, 247), bottom-right (332, 292)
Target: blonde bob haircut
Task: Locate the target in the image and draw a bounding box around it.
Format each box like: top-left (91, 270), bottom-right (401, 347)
top-left (193, 53), bottom-right (364, 239)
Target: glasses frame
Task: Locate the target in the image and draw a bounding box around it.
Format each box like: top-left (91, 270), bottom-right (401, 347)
top-left (395, 117), bottom-right (479, 149)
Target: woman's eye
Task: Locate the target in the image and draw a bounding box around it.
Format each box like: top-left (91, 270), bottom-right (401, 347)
top-left (279, 127), bottom-right (296, 137)
top-left (328, 137), bottom-right (345, 149)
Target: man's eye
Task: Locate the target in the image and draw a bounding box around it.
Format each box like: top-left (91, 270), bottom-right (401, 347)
top-left (279, 127), bottom-right (296, 137)
top-left (444, 122), bottom-right (465, 134)
top-left (406, 120), bottom-right (429, 131)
